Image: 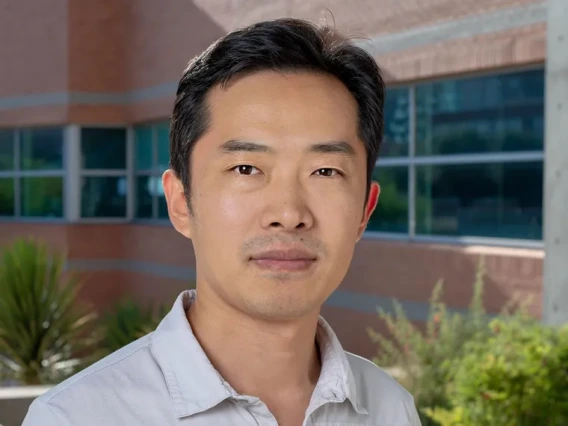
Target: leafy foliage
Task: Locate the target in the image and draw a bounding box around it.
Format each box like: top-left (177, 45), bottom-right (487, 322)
top-left (0, 238), bottom-right (99, 385)
top-left (101, 299), bottom-right (167, 354)
top-left (368, 259), bottom-right (491, 425)
top-left (426, 316), bottom-right (568, 426)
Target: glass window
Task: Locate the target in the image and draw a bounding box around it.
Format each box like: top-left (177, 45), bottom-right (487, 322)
top-left (367, 166), bottom-right (408, 233)
top-left (382, 88), bottom-right (410, 157)
top-left (81, 128), bottom-right (127, 170)
top-left (136, 176), bottom-right (153, 218)
top-left (20, 177), bottom-right (64, 217)
top-left (135, 126), bottom-right (153, 171)
top-left (81, 176), bottom-right (127, 218)
top-left (416, 70), bottom-right (544, 156)
top-left (0, 178), bottom-right (15, 216)
top-left (20, 128), bottom-right (64, 170)
top-left (158, 196), bottom-right (168, 219)
top-left (156, 176), bottom-right (168, 219)
top-left (416, 162), bottom-right (543, 240)
top-left (134, 120), bottom-right (171, 220)
top-left (156, 122), bottom-right (170, 171)
top-left (0, 129), bottom-right (15, 171)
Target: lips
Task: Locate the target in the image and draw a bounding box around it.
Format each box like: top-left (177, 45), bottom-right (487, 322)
top-left (249, 248), bottom-right (317, 272)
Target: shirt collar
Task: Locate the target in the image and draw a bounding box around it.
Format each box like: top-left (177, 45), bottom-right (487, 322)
top-left (151, 290), bottom-right (368, 418)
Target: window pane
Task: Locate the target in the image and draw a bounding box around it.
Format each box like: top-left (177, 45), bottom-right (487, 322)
top-left (416, 162), bottom-right (543, 239)
top-left (416, 70), bottom-right (544, 156)
top-left (81, 176), bottom-right (127, 218)
top-left (367, 166), bottom-right (408, 233)
top-left (135, 126), bottom-right (153, 171)
top-left (0, 178), bottom-right (15, 216)
top-left (158, 196), bottom-right (168, 219)
top-left (20, 128), bottom-right (64, 170)
top-left (0, 129), bottom-right (15, 171)
top-left (382, 88), bottom-right (410, 157)
top-left (81, 128), bottom-right (127, 170)
top-left (156, 121), bottom-right (170, 172)
top-left (21, 177), bottom-right (63, 217)
top-left (157, 177), bottom-right (168, 219)
top-left (136, 176), bottom-right (153, 218)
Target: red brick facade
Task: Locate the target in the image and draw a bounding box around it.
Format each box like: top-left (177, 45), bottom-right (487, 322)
top-left (0, 0), bottom-right (546, 357)
top-left (0, 222), bottom-right (543, 358)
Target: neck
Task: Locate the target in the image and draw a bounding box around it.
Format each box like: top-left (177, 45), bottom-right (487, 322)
top-left (187, 287), bottom-right (322, 406)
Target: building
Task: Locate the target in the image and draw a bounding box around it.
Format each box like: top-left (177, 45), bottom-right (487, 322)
top-left (0, 0), bottom-right (549, 357)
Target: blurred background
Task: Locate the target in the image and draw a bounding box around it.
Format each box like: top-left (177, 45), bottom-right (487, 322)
top-left (1, 1), bottom-right (567, 425)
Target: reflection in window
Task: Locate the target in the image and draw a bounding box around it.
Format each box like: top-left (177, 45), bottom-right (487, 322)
top-left (158, 194), bottom-right (168, 219)
top-left (416, 162), bottom-right (542, 240)
top-left (20, 128), bottom-right (64, 170)
top-left (136, 176), bottom-right (153, 218)
top-left (81, 176), bottom-right (127, 218)
top-left (382, 88), bottom-right (409, 157)
top-left (0, 129), bottom-right (15, 171)
top-left (156, 122), bottom-right (170, 171)
top-left (21, 177), bottom-right (64, 217)
top-left (416, 69), bottom-right (544, 156)
top-left (0, 178), bottom-right (15, 216)
top-left (81, 128), bottom-right (127, 170)
top-left (135, 126), bottom-right (153, 171)
top-left (367, 167), bottom-right (408, 233)
top-left (134, 120), bottom-right (171, 220)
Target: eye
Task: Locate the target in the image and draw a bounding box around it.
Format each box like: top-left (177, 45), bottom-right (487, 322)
top-left (232, 165), bottom-right (261, 176)
top-left (314, 168), bottom-right (341, 177)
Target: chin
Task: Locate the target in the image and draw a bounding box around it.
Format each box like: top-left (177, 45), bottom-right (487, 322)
top-left (243, 289), bottom-right (323, 321)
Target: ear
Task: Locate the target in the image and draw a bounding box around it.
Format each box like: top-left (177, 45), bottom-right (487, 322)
top-left (162, 169), bottom-right (193, 239)
top-left (356, 181), bottom-right (380, 241)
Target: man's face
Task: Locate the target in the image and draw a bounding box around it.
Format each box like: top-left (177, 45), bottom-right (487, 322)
top-left (165, 71), bottom-right (379, 321)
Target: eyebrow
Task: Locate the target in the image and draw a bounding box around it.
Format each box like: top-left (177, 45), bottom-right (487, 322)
top-left (219, 140), bottom-right (275, 154)
top-left (309, 141), bottom-right (356, 157)
top-left (218, 139), bottom-right (356, 156)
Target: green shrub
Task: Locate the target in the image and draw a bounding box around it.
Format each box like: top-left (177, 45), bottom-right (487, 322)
top-left (101, 299), bottom-right (167, 354)
top-left (426, 316), bottom-right (568, 426)
top-left (0, 238), bottom-right (99, 385)
top-left (367, 259), bottom-right (491, 425)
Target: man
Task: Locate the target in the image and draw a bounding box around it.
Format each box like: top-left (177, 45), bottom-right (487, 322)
top-left (24, 18), bottom-right (421, 426)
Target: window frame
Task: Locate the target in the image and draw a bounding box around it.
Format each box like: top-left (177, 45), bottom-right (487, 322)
top-left (133, 120), bottom-right (170, 224)
top-left (75, 124), bottom-right (132, 223)
top-left (365, 64), bottom-right (545, 249)
top-left (0, 66), bottom-right (545, 248)
top-left (0, 127), bottom-right (66, 221)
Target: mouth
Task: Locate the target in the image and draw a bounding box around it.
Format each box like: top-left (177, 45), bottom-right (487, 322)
top-left (249, 248), bottom-right (317, 272)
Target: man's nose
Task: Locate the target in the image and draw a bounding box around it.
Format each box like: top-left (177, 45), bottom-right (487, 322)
top-left (259, 177), bottom-right (315, 231)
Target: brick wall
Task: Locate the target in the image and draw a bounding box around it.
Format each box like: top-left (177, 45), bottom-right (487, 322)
top-left (0, 223), bottom-right (543, 357)
top-left (0, 0), bottom-right (68, 98)
top-left (0, 0), bottom-right (547, 357)
top-left (0, 0), bottom-right (547, 125)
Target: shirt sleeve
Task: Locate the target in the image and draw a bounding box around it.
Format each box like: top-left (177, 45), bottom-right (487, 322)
top-left (22, 398), bottom-right (71, 426)
top-left (409, 397), bottom-right (422, 426)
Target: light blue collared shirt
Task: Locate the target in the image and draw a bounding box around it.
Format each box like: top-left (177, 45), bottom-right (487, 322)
top-left (23, 290), bottom-right (421, 425)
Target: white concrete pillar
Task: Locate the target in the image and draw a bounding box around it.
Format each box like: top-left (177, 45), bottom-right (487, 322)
top-left (543, 0), bottom-right (568, 325)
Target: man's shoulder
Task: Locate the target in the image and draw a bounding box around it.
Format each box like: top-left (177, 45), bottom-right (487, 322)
top-left (23, 332), bottom-right (182, 425)
top-left (36, 333), bottom-right (156, 405)
top-left (345, 351), bottom-right (418, 419)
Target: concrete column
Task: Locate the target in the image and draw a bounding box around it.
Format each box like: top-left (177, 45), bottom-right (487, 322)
top-left (64, 125), bottom-right (81, 222)
top-left (543, 0), bottom-right (568, 325)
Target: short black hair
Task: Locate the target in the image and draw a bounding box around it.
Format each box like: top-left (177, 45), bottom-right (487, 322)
top-left (170, 18), bottom-right (385, 208)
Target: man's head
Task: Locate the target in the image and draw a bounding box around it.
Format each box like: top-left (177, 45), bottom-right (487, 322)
top-left (164, 18), bottom-right (385, 321)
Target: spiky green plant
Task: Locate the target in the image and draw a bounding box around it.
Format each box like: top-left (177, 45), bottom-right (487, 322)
top-left (101, 300), bottom-right (167, 354)
top-left (0, 238), bottom-right (99, 385)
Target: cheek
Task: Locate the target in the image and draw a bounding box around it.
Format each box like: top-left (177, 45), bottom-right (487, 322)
top-left (198, 189), bottom-right (253, 232)
top-left (314, 193), bottom-right (364, 240)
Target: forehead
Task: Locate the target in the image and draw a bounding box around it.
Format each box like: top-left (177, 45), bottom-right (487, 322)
top-left (204, 71), bottom-right (361, 147)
